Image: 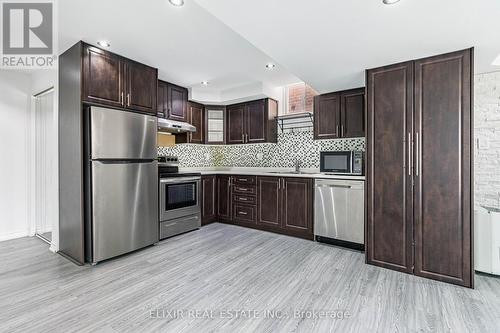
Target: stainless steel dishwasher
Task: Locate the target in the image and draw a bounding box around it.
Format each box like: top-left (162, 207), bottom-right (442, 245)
top-left (314, 179), bottom-right (365, 250)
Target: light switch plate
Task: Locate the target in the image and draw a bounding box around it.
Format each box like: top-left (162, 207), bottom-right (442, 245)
top-left (477, 137), bottom-right (489, 149)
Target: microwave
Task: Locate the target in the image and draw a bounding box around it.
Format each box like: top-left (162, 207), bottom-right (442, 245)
top-left (320, 151), bottom-right (364, 175)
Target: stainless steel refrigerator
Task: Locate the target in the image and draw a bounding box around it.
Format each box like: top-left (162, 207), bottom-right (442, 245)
top-left (86, 106), bottom-right (158, 264)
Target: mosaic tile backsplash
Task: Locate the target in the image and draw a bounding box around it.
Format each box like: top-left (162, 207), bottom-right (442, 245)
top-left (158, 131), bottom-right (365, 168)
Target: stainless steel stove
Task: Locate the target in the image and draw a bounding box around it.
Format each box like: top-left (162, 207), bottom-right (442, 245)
top-left (158, 156), bottom-right (201, 240)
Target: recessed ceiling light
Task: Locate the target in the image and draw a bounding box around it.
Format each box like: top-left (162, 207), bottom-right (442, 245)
top-left (266, 63), bottom-right (276, 70)
top-left (383, 0), bottom-right (401, 4)
top-left (169, 0), bottom-right (184, 6)
top-left (201, 81), bottom-right (209, 86)
top-left (97, 40), bottom-right (110, 48)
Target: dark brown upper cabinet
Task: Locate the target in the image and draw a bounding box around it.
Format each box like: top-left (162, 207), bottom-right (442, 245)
top-left (226, 98), bottom-right (278, 144)
top-left (366, 48), bottom-right (473, 288)
top-left (313, 88), bottom-right (365, 140)
top-left (340, 88), bottom-right (365, 138)
top-left (187, 101), bottom-right (204, 144)
top-left (314, 93), bottom-right (341, 139)
top-left (167, 83), bottom-right (188, 122)
top-left (157, 80), bottom-right (167, 117)
top-left (227, 104), bottom-right (245, 144)
top-left (82, 43), bottom-right (157, 114)
top-left (246, 100), bottom-right (266, 143)
top-left (157, 80), bottom-right (188, 122)
top-left (125, 61), bottom-right (157, 114)
top-left (82, 45), bottom-right (124, 108)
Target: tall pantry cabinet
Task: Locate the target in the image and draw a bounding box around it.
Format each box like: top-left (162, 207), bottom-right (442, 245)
top-left (365, 48), bottom-right (474, 288)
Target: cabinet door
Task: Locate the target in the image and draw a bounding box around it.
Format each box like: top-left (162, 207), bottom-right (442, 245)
top-left (202, 176), bottom-right (217, 225)
top-left (188, 102), bottom-right (204, 144)
top-left (282, 178), bottom-right (313, 235)
top-left (413, 49), bottom-right (473, 288)
top-left (157, 81), bottom-right (167, 117)
top-left (217, 176), bottom-right (232, 221)
top-left (125, 61), bottom-right (157, 114)
top-left (82, 45), bottom-right (124, 108)
top-left (314, 93), bottom-right (341, 139)
top-left (341, 88), bottom-right (365, 138)
top-left (366, 61), bottom-right (414, 274)
top-left (246, 99), bottom-right (266, 143)
top-left (257, 177), bottom-right (281, 228)
top-left (226, 104), bottom-right (245, 144)
top-left (167, 83), bottom-right (188, 121)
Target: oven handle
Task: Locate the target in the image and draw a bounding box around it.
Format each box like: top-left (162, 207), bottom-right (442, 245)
top-left (160, 177), bottom-right (201, 184)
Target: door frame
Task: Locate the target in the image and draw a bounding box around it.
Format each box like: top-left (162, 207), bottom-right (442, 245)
top-left (28, 86), bottom-right (59, 252)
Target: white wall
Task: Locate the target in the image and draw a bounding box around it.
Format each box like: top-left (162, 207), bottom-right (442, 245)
top-left (31, 69), bottom-right (57, 95)
top-left (475, 71), bottom-right (500, 208)
top-left (0, 71), bottom-right (32, 241)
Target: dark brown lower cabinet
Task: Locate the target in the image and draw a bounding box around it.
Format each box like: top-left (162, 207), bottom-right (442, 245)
top-left (208, 175), bottom-right (313, 240)
top-left (232, 204), bottom-right (256, 224)
top-left (217, 176), bottom-right (231, 222)
top-left (256, 176), bottom-right (313, 240)
top-left (257, 177), bottom-right (281, 228)
top-left (282, 178), bottom-right (313, 236)
top-left (366, 48), bottom-right (474, 288)
top-left (201, 176), bottom-right (217, 225)
top-left (231, 179), bottom-right (257, 225)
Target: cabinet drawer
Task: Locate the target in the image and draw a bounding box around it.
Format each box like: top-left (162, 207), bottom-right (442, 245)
top-left (233, 176), bottom-right (256, 185)
top-left (233, 204), bottom-right (256, 223)
top-left (233, 194), bottom-right (257, 205)
top-left (233, 185), bottom-right (256, 195)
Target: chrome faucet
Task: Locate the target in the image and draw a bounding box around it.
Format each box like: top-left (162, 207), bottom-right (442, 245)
top-left (295, 159), bottom-right (301, 173)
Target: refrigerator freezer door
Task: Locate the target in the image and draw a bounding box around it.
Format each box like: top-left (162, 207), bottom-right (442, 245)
top-left (91, 160), bottom-right (158, 263)
top-left (91, 107), bottom-right (157, 160)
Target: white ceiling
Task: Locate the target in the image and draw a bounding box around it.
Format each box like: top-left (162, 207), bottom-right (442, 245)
top-left (195, 0), bottom-right (500, 93)
top-left (59, 0), bottom-right (500, 99)
top-left (58, 0), bottom-right (300, 103)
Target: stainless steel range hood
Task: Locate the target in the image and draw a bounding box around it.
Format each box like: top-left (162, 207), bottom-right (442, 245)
top-left (157, 118), bottom-right (196, 133)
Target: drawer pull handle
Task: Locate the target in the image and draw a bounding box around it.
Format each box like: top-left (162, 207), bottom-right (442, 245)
top-left (239, 211), bottom-right (248, 215)
top-left (238, 188), bottom-right (247, 191)
top-left (239, 179), bottom-right (248, 182)
top-left (240, 198), bottom-right (247, 201)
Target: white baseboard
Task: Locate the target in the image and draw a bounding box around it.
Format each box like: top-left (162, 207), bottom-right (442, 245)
top-left (0, 230), bottom-right (29, 242)
top-left (49, 243), bottom-right (58, 253)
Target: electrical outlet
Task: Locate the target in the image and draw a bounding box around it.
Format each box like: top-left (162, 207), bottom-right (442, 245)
top-left (477, 137), bottom-right (489, 149)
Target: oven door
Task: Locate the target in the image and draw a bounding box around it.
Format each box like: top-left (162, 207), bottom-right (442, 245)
top-left (320, 151), bottom-right (353, 174)
top-left (160, 177), bottom-right (201, 221)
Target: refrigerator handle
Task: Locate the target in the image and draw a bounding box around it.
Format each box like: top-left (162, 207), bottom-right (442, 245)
top-left (92, 159), bottom-right (156, 164)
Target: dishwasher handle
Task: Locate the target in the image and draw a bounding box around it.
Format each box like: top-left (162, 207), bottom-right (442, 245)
top-left (316, 184), bottom-right (352, 189)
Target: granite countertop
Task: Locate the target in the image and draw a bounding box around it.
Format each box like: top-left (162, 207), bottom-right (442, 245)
top-left (178, 167), bottom-right (365, 181)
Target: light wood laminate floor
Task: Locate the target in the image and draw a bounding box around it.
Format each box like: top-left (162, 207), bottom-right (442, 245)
top-left (1, 223), bottom-right (499, 332)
